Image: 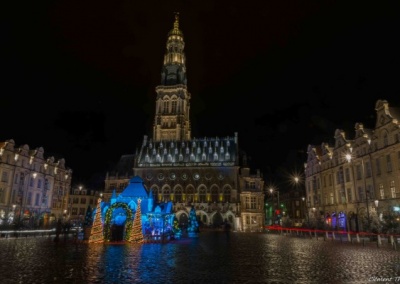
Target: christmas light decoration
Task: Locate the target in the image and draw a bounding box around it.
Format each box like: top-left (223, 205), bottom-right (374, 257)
top-left (103, 202), bottom-right (133, 242)
top-left (187, 206), bottom-right (199, 237)
top-left (88, 198), bottom-right (104, 244)
top-left (129, 198), bottom-right (144, 244)
top-left (172, 217), bottom-right (182, 239)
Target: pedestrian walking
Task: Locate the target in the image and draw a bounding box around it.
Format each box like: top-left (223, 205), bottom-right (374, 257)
top-left (54, 219), bottom-right (62, 242)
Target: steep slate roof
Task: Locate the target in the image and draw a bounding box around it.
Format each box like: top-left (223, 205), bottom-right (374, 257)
top-left (120, 176), bottom-right (148, 198)
top-left (136, 135), bottom-right (239, 167)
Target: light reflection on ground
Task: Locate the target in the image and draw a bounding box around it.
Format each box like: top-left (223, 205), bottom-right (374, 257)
top-left (0, 232), bottom-right (399, 283)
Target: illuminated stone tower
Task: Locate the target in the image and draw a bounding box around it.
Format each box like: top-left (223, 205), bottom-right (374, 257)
top-left (153, 12), bottom-right (191, 142)
top-left (105, 13), bottom-right (266, 232)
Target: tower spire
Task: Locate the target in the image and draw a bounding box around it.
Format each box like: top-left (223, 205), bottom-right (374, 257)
top-left (153, 13), bottom-right (191, 142)
top-left (174, 12), bottom-right (179, 30)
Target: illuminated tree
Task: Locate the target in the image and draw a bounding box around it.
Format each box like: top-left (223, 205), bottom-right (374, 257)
top-left (187, 206), bottom-right (199, 237)
top-left (172, 217), bottom-right (182, 239)
top-left (84, 205), bottom-right (93, 227)
top-left (129, 198), bottom-right (144, 244)
top-left (88, 198), bottom-right (104, 244)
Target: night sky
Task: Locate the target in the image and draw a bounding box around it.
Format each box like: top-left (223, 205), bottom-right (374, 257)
top-left (2, 1), bottom-right (400, 188)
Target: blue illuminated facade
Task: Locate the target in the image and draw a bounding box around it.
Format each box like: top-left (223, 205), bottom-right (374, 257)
top-left (94, 176), bottom-right (177, 242)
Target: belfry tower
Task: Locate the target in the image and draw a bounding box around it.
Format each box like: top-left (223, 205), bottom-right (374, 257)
top-left (105, 12), bottom-right (266, 233)
top-left (153, 12), bottom-right (191, 142)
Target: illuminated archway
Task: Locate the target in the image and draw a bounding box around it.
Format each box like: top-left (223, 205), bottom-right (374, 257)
top-left (104, 202), bottom-right (134, 242)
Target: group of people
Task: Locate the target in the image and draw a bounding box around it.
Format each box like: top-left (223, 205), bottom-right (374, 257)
top-left (53, 219), bottom-right (73, 242)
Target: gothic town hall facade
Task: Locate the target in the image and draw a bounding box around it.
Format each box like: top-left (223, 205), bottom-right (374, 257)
top-left (104, 14), bottom-right (265, 232)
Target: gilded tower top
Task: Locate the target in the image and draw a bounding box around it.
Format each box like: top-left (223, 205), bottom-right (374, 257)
top-left (161, 12), bottom-right (187, 85)
top-left (168, 12), bottom-right (183, 37)
top-left (154, 13), bottom-right (191, 142)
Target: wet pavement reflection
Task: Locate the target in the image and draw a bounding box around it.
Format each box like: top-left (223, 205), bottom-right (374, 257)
top-left (0, 231), bottom-right (399, 283)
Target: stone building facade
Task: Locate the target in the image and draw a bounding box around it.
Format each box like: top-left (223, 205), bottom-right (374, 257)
top-left (0, 139), bottom-right (72, 227)
top-left (104, 13), bottom-right (265, 232)
top-left (305, 99), bottom-right (400, 232)
top-left (68, 186), bottom-right (100, 227)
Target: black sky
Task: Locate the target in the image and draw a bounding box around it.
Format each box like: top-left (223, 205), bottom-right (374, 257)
top-left (1, 1), bottom-right (400, 188)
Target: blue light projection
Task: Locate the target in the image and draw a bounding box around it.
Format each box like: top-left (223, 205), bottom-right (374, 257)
top-left (92, 176), bottom-right (175, 242)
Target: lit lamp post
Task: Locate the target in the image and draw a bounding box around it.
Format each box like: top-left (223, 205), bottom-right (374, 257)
top-left (345, 153), bottom-right (371, 231)
top-left (265, 201), bottom-right (270, 225)
top-left (10, 204), bottom-right (16, 225)
top-left (374, 199), bottom-right (381, 222)
top-left (294, 175), bottom-right (305, 225)
top-left (269, 188), bottom-right (280, 225)
top-left (302, 197), bottom-right (309, 227)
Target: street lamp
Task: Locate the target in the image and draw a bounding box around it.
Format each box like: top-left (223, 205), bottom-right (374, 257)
top-left (269, 188), bottom-right (280, 225)
top-left (374, 200), bottom-right (380, 219)
top-left (10, 204), bottom-right (16, 225)
top-left (345, 152), bottom-right (371, 231)
top-left (302, 197), bottom-right (309, 227)
top-left (293, 175), bottom-right (306, 224)
top-left (265, 202), bottom-right (270, 225)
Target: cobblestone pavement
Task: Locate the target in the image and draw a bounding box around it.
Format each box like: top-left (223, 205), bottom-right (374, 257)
top-left (0, 231), bottom-right (399, 284)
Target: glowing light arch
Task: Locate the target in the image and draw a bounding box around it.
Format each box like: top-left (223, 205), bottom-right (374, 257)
top-left (104, 202), bottom-right (134, 242)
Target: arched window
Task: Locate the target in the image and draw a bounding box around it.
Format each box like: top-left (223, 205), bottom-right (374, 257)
top-left (199, 187), bottom-right (206, 203)
top-left (211, 187), bottom-right (219, 202)
top-left (152, 186), bottom-right (160, 202)
top-left (163, 187), bottom-right (171, 202)
top-left (163, 100), bottom-right (169, 113)
top-left (383, 132), bottom-right (388, 147)
top-left (223, 187), bottom-right (231, 202)
top-left (174, 187), bottom-right (182, 202)
top-left (171, 99), bottom-right (177, 113)
top-left (186, 186), bottom-right (195, 203)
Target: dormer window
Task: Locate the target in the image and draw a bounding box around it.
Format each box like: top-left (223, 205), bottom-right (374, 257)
top-left (383, 132), bottom-right (388, 147)
top-left (213, 153), bottom-right (219, 161)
